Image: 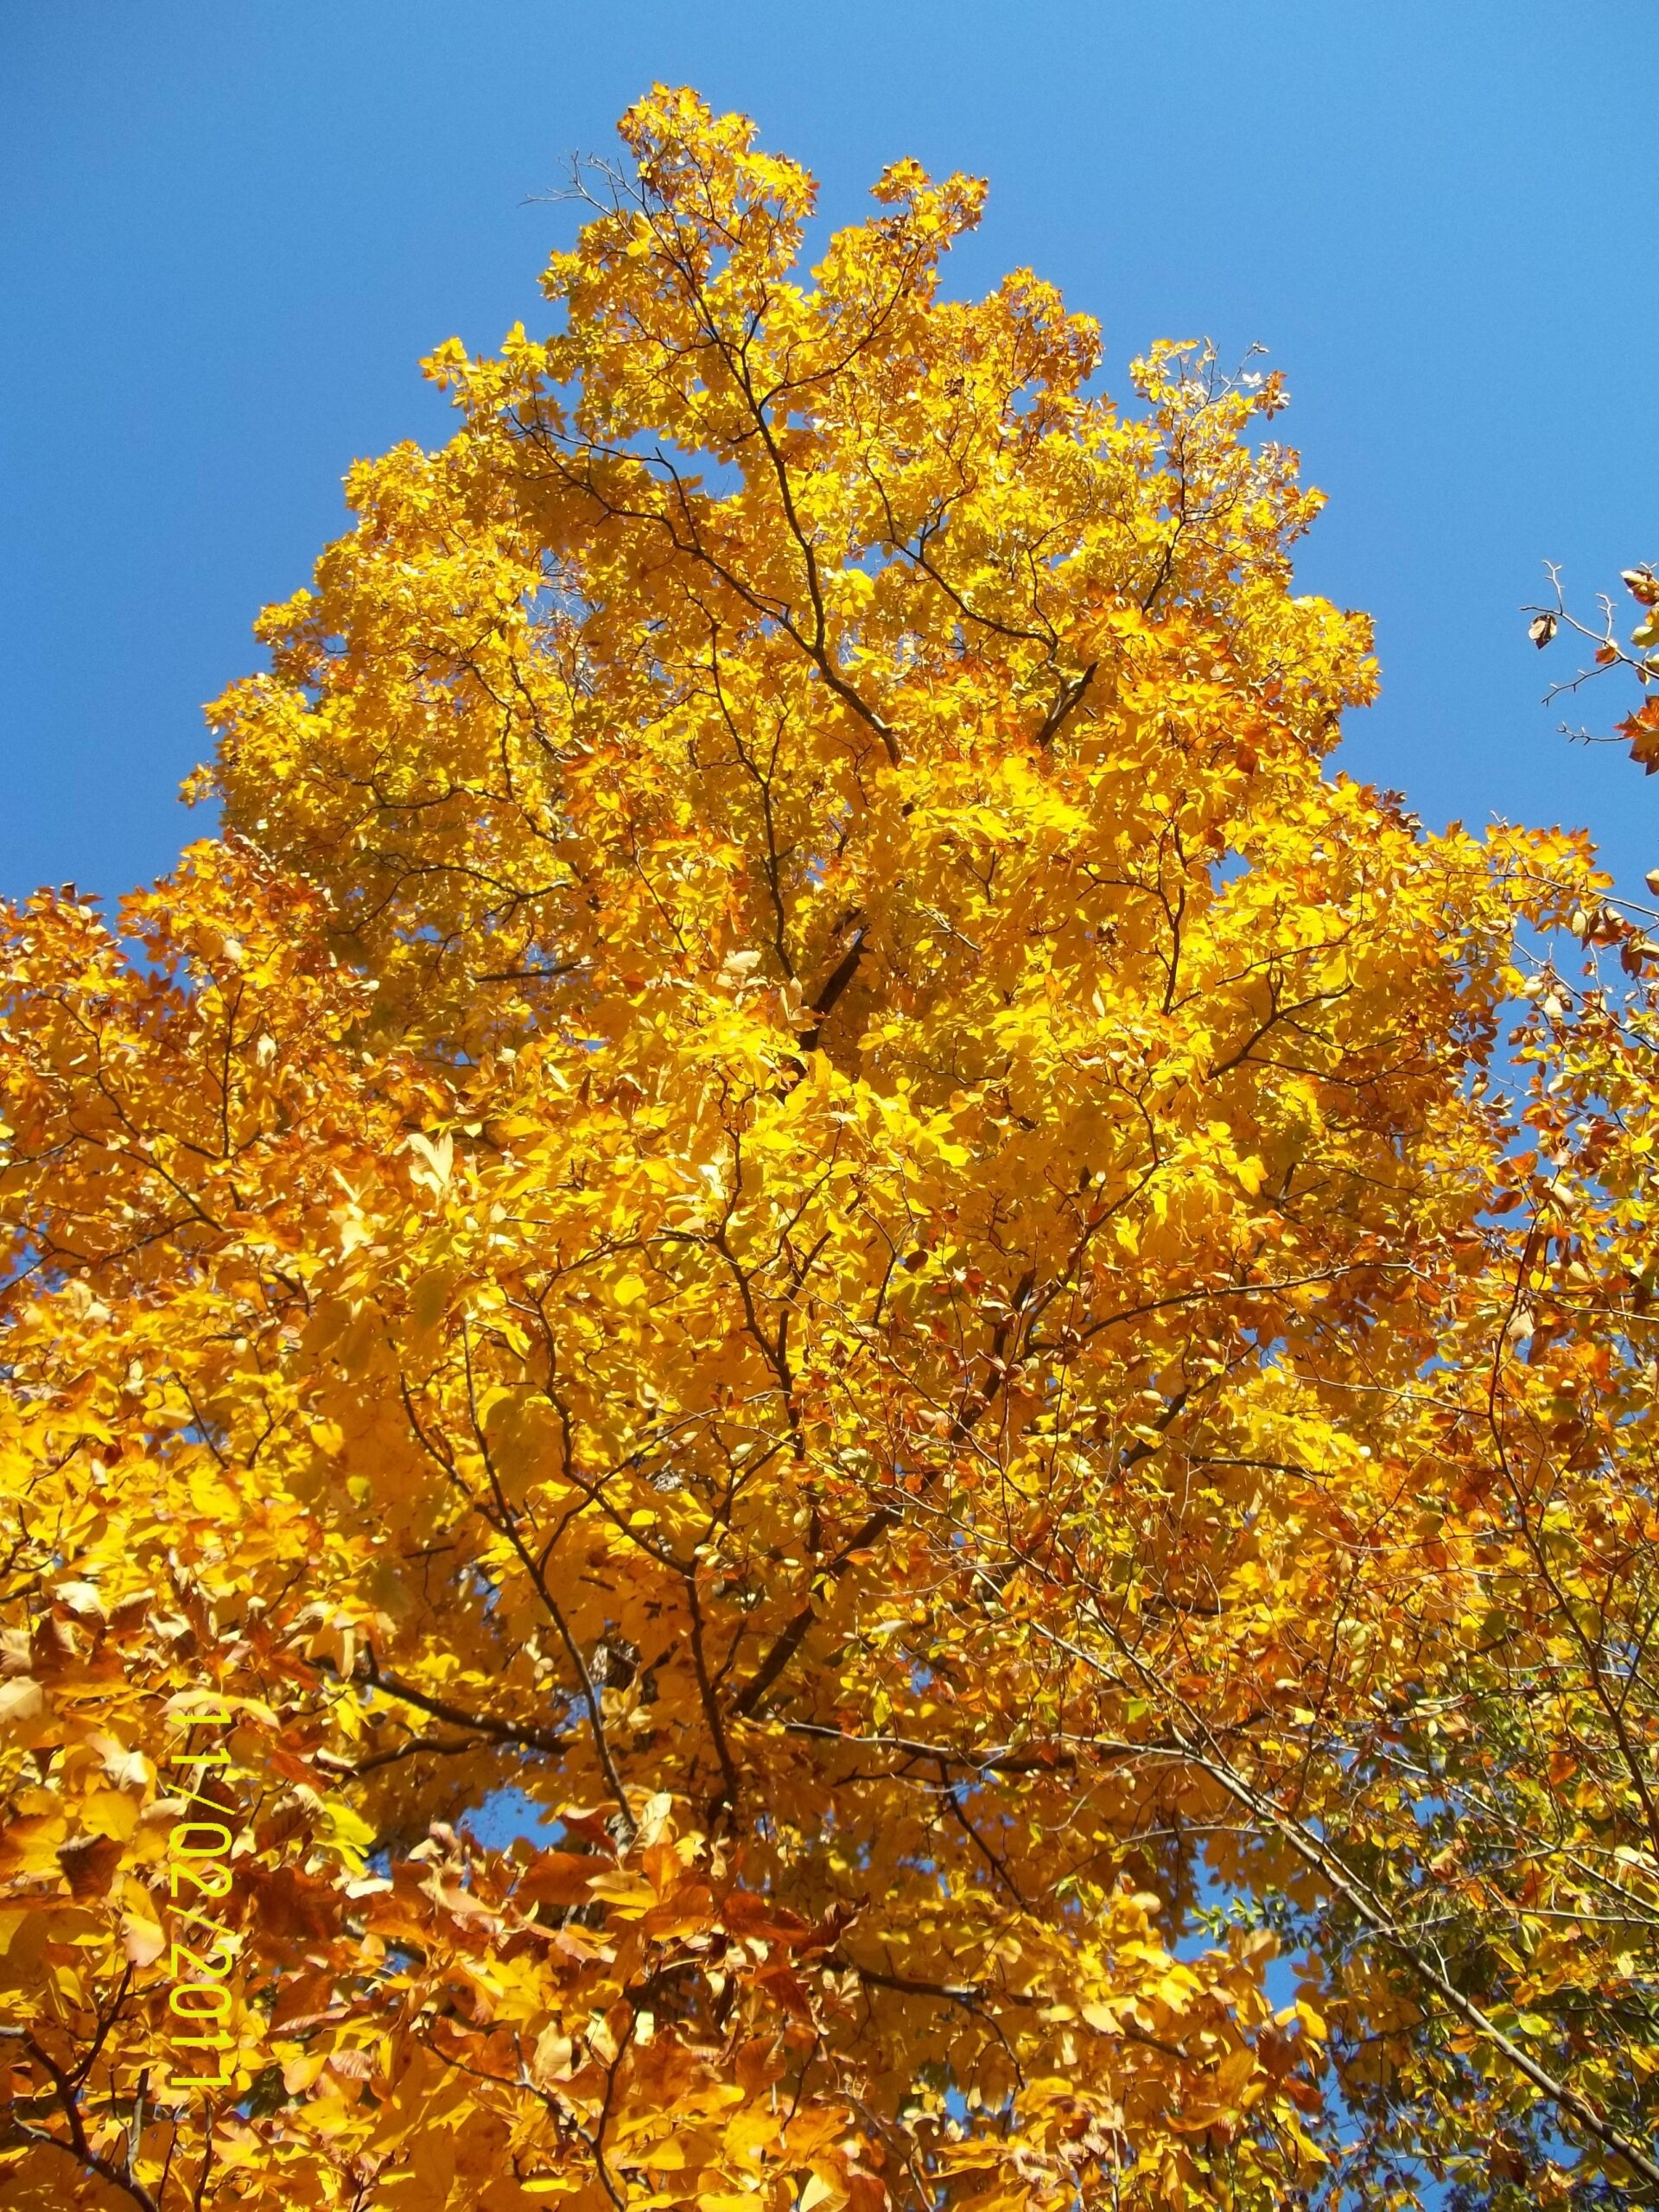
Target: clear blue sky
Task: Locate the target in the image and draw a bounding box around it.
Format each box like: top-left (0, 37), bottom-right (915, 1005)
top-left (3, 1), bottom-right (1654, 905)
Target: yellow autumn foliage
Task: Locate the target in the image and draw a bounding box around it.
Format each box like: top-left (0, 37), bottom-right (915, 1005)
top-left (5, 86), bottom-right (1659, 2212)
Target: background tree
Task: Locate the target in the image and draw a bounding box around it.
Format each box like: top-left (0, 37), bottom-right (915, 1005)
top-left (1529, 562), bottom-right (1659, 774)
top-left (3, 86), bottom-right (1657, 2211)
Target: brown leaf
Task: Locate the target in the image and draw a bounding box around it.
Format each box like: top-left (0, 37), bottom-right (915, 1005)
top-left (247, 1864), bottom-right (340, 1942)
top-left (515, 1848), bottom-right (613, 1908)
top-left (721, 1890), bottom-right (812, 1945)
top-left (57, 1833), bottom-right (123, 1899)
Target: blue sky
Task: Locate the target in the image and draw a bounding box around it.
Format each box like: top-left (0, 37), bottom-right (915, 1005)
top-left (3, 1), bottom-right (1654, 904)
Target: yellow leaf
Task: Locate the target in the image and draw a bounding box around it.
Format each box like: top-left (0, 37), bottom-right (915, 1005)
top-left (82, 1788), bottom-right (141, 1841)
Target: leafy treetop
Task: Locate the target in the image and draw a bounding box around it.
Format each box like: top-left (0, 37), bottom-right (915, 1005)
top-left (4, 84), bottom-right (1658, 2212)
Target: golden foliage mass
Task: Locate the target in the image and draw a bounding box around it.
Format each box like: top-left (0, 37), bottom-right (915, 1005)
top-left (5, 86), bottom-right (1659, 2211)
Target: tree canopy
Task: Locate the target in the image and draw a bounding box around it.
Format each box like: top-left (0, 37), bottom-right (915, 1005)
top-left (5, 85), bottom-right (1659, 2212)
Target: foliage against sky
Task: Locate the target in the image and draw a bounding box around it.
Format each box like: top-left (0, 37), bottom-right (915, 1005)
top-left (4, 86), bottom-right (1659, 2211)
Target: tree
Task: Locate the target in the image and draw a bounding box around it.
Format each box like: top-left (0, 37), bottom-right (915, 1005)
top-left (3, 84), bottom-right (1657, 2211)
top-left (1529, 562), bottom-right (1659, 774)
